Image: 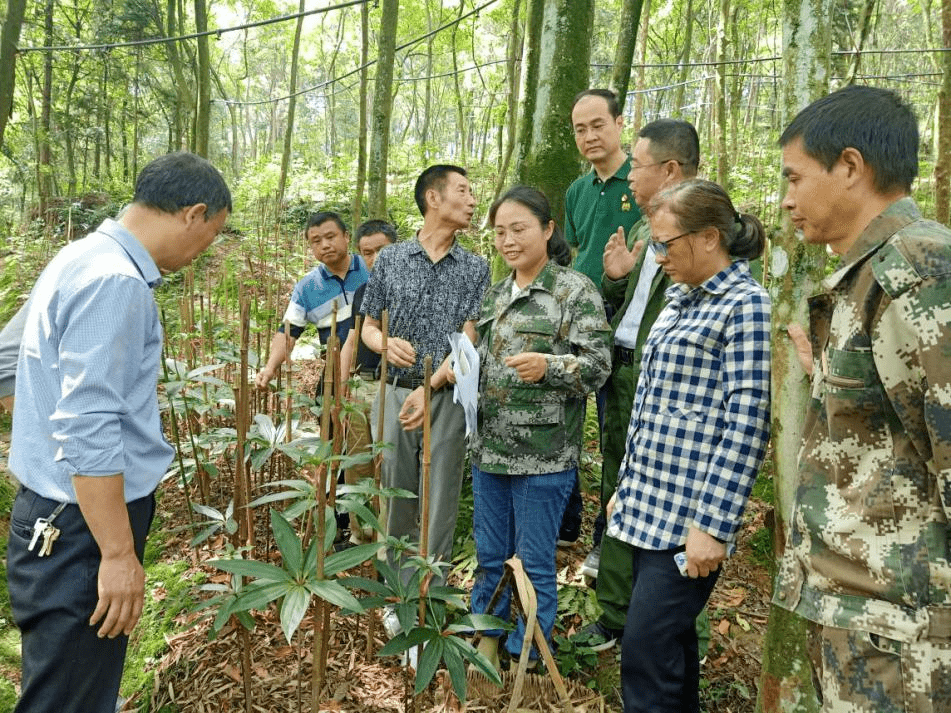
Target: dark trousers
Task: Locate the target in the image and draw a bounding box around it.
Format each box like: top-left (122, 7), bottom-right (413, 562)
top-left (621, 546), bottom-right (720, 713)
top-left (7, 487), bottom-right (156, 713)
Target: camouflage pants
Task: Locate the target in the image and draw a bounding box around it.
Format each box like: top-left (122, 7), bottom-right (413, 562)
top-left (808, 622), bottom-right (951, 712)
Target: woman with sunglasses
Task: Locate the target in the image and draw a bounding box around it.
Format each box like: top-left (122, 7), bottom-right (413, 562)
top-left (459, 185), bottom-right (611, 670)
top-left (606, 178), bottom-right (771, 712)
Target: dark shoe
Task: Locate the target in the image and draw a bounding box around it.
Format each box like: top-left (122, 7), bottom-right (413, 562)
top-left (572, 620), bottom-right (621, 652)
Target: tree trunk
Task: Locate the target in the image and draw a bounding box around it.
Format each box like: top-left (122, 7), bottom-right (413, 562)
top-left (673, 0), bottom-right (693, 117)
top-left (609, 0), bottom-right (645, 115)
top-left (451, 2), bottom-right (467, 167)
top-left (632, 0), bottom-right (652, 132)
top-left (515, 0), bottom-right (594, 225)
top-left (756, 0), bottom-right (832, 709)
top-left (715, 0), bottom-right (730, 188)
top-left (934, 0), bottom-right (951, 225)
top-left (38, 0), bottom-right (55, 218)
top-left (166, 0), bottom-right (194, 150)
top-left (367, 0), bottom-right (399, 219)
top-left (193, 0), bottom-right (211, 157)
top-left (844, 0), bottom-right (877, 85)
top-left (514, 0), bottom-right (544, 176)
top-left (352, 0), bottom-right (370, 228)
top-left (491, 0), bottom-right (523, 202)
top-left (276, 0), bottom-right (306, 208)
top-left (0, 0), bottom-right (27, 150)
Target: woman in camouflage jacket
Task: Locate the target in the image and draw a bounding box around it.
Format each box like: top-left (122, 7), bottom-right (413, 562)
top-left (467, 186), bottom-right (611, 669)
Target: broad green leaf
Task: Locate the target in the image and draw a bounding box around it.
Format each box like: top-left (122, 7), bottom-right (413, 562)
top-left (335, 575), bottom-right (391, 597)
top-left (442, 642), bottom-right (468, 700)
top-left (233, 580), bottom-right (292, 611)
top-left (414, 639), bottom-right (442, 694)
top-left (323, 542), bottom-right (385, 576)
top-left (210, 558), bottom-right (289, 582)
top-left (378, 627), bottom-right (435, 657)
top-left (279, 586), bottom-right (311, 643)
top-left (186, 362), bottom-right (227, 379)
top-left (450, 613), bottom-right (512, 633)
top-left (270, 509), bottom-right (303, 576)
top-left (305, 579), bottom-right (364, 612)
top-left (190, 523), bottom-right (222, 547)
top-left (192, 503), bottom-right (224, 520)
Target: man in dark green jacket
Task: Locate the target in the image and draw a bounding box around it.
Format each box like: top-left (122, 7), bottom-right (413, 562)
top-left (576, 118), bottom-right (701, 651)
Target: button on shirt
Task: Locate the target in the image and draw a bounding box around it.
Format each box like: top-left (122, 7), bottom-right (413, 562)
top-left (10, 219), bottom-right (174, 503)
top-left (361, 239), bottom-right (489, 380)
top-left (607, 260), bottom-right (771, 551)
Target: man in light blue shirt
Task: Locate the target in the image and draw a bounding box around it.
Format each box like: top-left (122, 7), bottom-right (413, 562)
top-left (7, 151), bottom-right (231, 713)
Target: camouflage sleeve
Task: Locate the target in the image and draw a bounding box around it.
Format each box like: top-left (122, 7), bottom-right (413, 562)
top-left (692, 289), bottom-right (772, 541)
top-left (544, 278), bottom-right (612, 398)
top-left (875, 275), bottom-right (951, 518)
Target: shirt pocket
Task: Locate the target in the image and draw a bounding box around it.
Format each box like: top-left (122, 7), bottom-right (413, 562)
top-left (513, 320), bottom-right (559, 355)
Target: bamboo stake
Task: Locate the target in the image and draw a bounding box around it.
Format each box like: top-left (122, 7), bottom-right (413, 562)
top-left (415, 355), bottom-right (433, 706)
top-left (367, 310), bottom-right (388, 658)
top-left (235, 290), bottom-right (253, 549)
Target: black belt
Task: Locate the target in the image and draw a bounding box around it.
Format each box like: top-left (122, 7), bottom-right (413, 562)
top-left (614, 345), bottom-right (637, 365)
top-left (391, 374), bottom-right (425, 389)
top-left (356, 367), bottom-right (381, 380)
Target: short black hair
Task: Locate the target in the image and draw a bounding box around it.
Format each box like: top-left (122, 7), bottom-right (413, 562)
top-left (306, 211), bottom-right (348, 235)
top-left (779, 85), bottom-right (918, 194)
top-left (414, 164), bottom-right (468, 216)
top-left (572, 89), bottom-right (621, 119)
top-left (638, 119), bottom-right (700, 176)
top-left (355, 219), bottom-right (398, 244)
top-left (133, 152), bottom-right (232, 218)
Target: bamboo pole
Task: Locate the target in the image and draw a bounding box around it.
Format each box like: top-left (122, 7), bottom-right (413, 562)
top-left (367, 310), bottom-right (388, 658)
top-left (415, 355), bottom-right (433, 698)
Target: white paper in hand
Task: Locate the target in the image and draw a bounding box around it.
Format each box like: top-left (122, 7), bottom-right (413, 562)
top-left (448, 332), bottom-right (480, 436)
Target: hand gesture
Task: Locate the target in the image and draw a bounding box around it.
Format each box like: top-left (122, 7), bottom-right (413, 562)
top-left (603, 226), bottom-right (644, 281)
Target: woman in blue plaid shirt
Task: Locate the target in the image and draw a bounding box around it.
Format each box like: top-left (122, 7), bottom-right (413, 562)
top-left (605, 179), bottom-right (771, 713)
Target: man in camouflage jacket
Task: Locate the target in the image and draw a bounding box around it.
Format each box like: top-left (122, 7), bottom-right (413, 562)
top-left (774, 85), bottom-right (951, 711)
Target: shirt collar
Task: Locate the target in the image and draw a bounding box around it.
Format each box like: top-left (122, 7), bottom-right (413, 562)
top-left (409, 234), bottom-right (463, 262)
top-left (665, 259), bottom-right (751, 302)
top-left (507, 259), bottom-right (558, 296)
top-left (318, 253), bottom-right (363, 279)
top-left (98, 218), bottom-right (163, 287)
top-left (588, 155), bottom-right (632, 185)
top-left (823, 197), bottom-right (919, 291)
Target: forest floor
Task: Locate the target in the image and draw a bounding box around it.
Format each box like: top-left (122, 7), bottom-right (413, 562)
top-left (124, 480), bottom-right (772, 712)
top-left (0, 415), bottom-right (774, 713)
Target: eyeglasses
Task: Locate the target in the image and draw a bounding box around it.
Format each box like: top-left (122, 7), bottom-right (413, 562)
top-left (649, 231), bottom-right (692, 257)
top-left (630, 158), bottom-right (684, 172)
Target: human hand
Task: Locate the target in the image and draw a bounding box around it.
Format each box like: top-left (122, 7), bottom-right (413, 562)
top-left (606, 492), bottom-right (617, 520)
top-left (786, 324), bottom-right (813, 376)
top-left (89, 552), bottom-right (145, 638)
top-left (254, 366), bottom-right (275, 390)
top-left (504, 352), bottom-right (548, 383)
top-left (683, 527), bottom-right (726, 579)
top-left (446, 363), bottom-right (457, 385)
top-left (603, 227), bottom-right (644, 280)
top-left (398, 387), bottom-right (425, 431)
top-left (387, 337), bottom-right (417, 369)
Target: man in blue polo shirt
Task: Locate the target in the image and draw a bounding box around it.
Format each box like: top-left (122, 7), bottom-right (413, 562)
top-left (255, 211), bottom-right (369, 390)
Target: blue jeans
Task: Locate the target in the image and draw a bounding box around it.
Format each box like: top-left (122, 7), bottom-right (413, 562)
top-left (471, 465), bottom-right (573, 659)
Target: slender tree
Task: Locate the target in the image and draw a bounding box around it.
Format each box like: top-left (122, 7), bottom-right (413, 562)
top-left (367, 0), bottom-right (399, 219)
top-left (756, 1), bottom-right (832, 711)
top-left (352, 0), bottom-right (370, 228)
top-left (609, 0), bottom-right (645, 115)
top-left (194, 0), bottom-right (211, 157)
top-left (276, 0), bottom-right (306, 208)
top-left (935, 0), bottom-right (951, 224)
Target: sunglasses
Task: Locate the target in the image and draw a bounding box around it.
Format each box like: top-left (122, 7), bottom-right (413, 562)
top-left (649, 231), bottom-right (692, 257)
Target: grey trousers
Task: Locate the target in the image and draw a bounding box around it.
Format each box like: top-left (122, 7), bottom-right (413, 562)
top-left (373, 385), bottom-right (466, 586)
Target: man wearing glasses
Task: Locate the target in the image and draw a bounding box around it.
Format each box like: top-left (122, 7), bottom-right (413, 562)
top-left (574, 118), bottom-right (701, 652)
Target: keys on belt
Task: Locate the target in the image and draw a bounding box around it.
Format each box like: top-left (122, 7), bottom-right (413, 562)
top-left (28, 502), bottom-right (66, 558)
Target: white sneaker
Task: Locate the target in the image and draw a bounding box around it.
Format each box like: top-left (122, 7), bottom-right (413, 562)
top-left (580, 543), bottom-right (601, 579)
top-left (382, 606), bottom-right (403, 639)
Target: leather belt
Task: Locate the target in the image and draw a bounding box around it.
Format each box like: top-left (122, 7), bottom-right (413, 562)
top-left (614, 345), bottom-right (637, 365)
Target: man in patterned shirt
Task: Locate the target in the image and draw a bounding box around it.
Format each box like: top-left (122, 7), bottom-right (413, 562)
top-left (773, 86), bottom-right (951, 712)
top-left (361, 165), bottom-right (490, 591)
